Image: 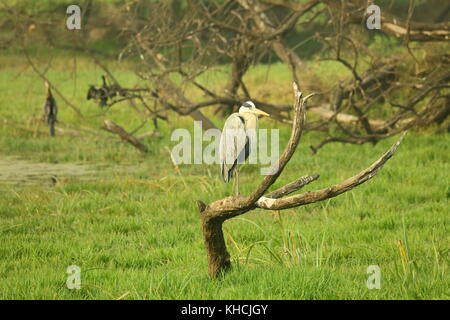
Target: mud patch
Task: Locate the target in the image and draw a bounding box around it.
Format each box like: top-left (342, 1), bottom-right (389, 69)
top-left (0, 156), bottom-right (97, 185)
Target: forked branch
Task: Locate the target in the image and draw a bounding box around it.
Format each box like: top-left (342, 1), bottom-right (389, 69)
top-left (257, 132), bottom-right (405, 210)
top-left (197, 82), bottom-right (405, 277)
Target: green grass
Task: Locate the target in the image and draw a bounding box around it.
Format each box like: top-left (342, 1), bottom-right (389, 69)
top-left (0, 53), bottom-right (448, 299)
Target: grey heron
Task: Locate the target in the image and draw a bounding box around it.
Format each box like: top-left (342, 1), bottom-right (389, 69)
top-left (219, 101), bottom-right (269, 195)
top-left (43, 81), bottom-right (57, 137)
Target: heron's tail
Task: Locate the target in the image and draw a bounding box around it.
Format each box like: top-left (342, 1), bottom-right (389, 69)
top-left (49, 122), bottom-right (55, 137)
top-left (220, 162), bottom-right (235, 183)
top-left (220, 163), bottom-right (228, 182)
top-left (48, 118), bottom-right (56, 137)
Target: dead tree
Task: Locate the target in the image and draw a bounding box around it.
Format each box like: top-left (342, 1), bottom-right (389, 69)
top-left (113, 0), bottom-right (447, 151)
top-left (321, 0), bottom-right (450, 42)
top-left (8, 0), bottom-right (447, 150)
top-left (197, 82), bottom-right (405, 277)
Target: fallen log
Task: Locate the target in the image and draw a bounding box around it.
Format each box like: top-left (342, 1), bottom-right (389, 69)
top-left (101, 120), bottom-right (148, 153)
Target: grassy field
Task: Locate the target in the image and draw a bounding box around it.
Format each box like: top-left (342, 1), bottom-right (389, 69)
top-left (0, 52), bottom-right (448, 299)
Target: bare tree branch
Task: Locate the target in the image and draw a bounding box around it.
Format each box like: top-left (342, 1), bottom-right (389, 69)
top-left (197, 82), bottom-right (405, 277)
top-left (101, 120), bottom-right (149, 153)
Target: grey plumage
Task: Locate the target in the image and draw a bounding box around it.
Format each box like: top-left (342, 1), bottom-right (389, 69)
top-left (219, 113), bottom-right (250, 182)
top-left (44, 82), bottom-right (57, 137)
top-left (218, 101), bottom-right (269, 194)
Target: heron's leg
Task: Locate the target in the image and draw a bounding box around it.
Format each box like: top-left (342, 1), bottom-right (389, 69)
top-left (232, 169), bottom-right (236, 195)
top-left (235, 166), bottom-right (240, 196)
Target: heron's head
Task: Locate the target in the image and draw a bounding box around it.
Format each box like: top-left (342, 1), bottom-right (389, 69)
top-left (44, 81), bottom-right (52, 97)
top-left (239, 101), bottom-right (269, 117)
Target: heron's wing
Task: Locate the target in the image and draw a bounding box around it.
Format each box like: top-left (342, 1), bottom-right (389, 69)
top-left (43, 99), bottom-right (49, 113)
top-left (43, 100), bottom-right (51, 117)
top-left (219, 113), bottom-right (248, 182)
top-left (53, 99), bottom-right (57, 117)
top-left (43, 97), bottom-right (57, 122)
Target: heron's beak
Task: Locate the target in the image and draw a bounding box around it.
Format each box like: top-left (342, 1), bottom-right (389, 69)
top-left (253, 108), bottom-right (270, 117)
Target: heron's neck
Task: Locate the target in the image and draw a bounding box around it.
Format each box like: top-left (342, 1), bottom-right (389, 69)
top-left (45, 84), bottom-right (53, 99)
top-left (239, 112), bottom-right (258, 131)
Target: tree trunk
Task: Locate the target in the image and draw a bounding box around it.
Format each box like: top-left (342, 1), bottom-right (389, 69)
top-left (201, 216), bottom-right (231, 277)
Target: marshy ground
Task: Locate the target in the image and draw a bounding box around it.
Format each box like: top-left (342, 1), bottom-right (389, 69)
top-left (0, 53), bottom-right (448, 299)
